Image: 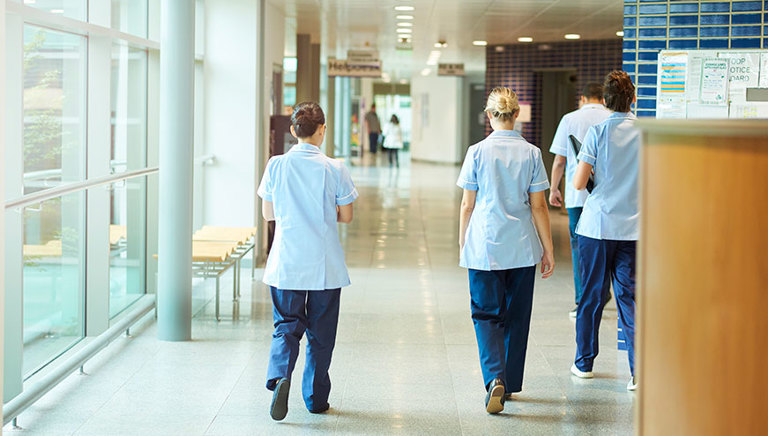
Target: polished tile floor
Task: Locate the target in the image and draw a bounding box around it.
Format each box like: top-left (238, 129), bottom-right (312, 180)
top-left (5, 156), bottom-right (634, 435)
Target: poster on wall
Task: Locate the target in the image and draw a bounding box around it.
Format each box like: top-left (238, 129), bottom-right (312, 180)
top-left (699, 59), bottom-right (729, 105)
top-left (718, 52), bottom-right (760, 102)
top-left (657, 52), bottom-right (688, 118)
top-left (760, 53), bottom-right (768, 87)
top-left (686, 50), bottom-right (719, 105)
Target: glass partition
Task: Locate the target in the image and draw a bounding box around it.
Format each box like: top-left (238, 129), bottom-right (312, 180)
top-left (109, 42), bottom-right (148, 318)
top-left (22, 192), bottom-right (85, 376)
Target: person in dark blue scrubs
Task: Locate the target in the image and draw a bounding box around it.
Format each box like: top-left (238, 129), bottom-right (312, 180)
top-left (258, 102), bottom-right (359, 420)
top-left (570, 71), bottom-right (640, 391)
top-left (457, 87), bottom-right (556, 414)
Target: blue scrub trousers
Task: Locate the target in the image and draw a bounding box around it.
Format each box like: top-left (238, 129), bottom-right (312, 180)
top-left (566, 207), bottom-right (584, 305)
top-left (575, 236), bottom-right (636, 375)
top-left (266, 287), bottom-right (341, 411)
top-left (468, 266), bottom-right (536, 393)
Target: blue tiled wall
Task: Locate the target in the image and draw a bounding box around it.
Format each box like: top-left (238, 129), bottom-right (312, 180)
top-left (624, 0), bottom-right (768, 117)
top-left (485, 40), bottom-right (623, 145)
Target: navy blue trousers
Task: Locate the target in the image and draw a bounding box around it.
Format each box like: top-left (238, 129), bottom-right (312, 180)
top-left (567, 207), bottom-right (584, 305)
top-left (468, 266), bottom-right (535, 393)
top-left (575, 236), bottom-right (636, 375)
top-left (266, 287), bottom-right (341, 411)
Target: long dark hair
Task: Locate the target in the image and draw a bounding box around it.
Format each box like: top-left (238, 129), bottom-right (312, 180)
top-left (390, 114), bottom-right (400, 125)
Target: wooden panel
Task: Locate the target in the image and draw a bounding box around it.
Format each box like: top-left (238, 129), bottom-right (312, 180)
top-left (637, 130), bottom-right (768, 436)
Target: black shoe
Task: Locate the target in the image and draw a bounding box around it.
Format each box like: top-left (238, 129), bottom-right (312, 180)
top-left (308, 403), bottom-right (330, 414)
top-left (270, 378), bottom-right (290, 421)
top-left (485, 378), bottom-right (505, 414)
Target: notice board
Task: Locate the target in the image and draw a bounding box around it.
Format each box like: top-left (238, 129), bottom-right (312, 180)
top-left (656, 50), bottom-right (768, 119)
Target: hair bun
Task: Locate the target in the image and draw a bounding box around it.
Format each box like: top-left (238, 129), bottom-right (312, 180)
top-left (485, 87), bottom-right (520, 119)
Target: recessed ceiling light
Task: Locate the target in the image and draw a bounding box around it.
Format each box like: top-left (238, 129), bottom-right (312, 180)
top-left (616, 31), bottom-right (624, 37)
top-left (399, 79), bottom-right (408, 84)
top-left (398, 22), bottom-right (413, 27)
top-left (494, 46), bottom-right (505, 52)
top-left (51, 8), bottom-right (65, 13)
top-left (564, 34), bottom-right (581, 40)
top-left (473, 40), bottom-right (488, 46)
top-left (434, 42), bottom-right (447, 48)
top-left (397, 28), bottom-right (413, 34)
top-left (396, 15), bottom-right (414, 20)
top-left (395, 6), bottom-right (415, 11)
top-left (23, 0), bottom-right (37, 4)
top-left (421, 68), bottom-right (431, 76)
top-left (518, 37), bottom-right (533, 43)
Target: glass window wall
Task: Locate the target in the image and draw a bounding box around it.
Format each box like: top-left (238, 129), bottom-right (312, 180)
top-left (109, 43), bottom-right (148, 318)
top-left (111, 0), bottom-right (148, 38)
top-left (23, 0), bottom-right (87, 21)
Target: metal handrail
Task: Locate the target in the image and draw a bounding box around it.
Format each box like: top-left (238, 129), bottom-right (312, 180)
top-left (4, 167), bottom-right (159, 210)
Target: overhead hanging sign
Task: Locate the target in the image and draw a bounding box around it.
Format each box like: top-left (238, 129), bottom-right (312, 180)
top-left (347, 50), bottom-right (380, 66)
top-left (328, 58), bottom-right (382, 78)
top-left (438, 63), bottom-right (465, 76)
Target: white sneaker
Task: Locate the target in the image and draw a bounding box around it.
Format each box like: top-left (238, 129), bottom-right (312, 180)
top-left (570, 364), bottom-right (593, 379)
top-left (627, 377), bottom-right (637, 391)
top-left (569, 307), bottom-right (578, 318)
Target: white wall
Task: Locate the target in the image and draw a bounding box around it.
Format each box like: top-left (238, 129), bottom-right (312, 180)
top-left (203, 0), bottom-right (260, 227)
top-left (410, 75), bottom-right (466, 164)
top-left (0, 0), bottom-right (6, 419)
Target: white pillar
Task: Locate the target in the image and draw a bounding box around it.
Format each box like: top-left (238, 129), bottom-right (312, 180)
top-left (158, 0), bottom-right (195, 341)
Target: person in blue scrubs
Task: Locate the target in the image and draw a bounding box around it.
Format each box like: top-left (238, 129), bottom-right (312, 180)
top-left (570, 71), bottom-right (639, 391)
top-left (457, 87), bottom-right (556, 414)
top-left (258, 102), bottom-right (358, 420)
top-left (549, 83), bottom-right (611, 317)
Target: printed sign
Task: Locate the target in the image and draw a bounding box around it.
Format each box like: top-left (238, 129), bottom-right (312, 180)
top-left (719, 52), bottom-right (760, 101)
top-left (347, 50), bottom-right (380, 66)
top-left (658, 52), bottom-right (688, 118)
top-left (700, 59), bottom-right (729, 105)
top-left (328, 58), bottom-right (382, 78)
top-left (438, 63), bottom-right (465, 76)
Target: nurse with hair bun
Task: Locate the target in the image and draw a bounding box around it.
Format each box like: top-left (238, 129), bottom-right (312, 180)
top-left (457, 87), bottom-right (555, 414)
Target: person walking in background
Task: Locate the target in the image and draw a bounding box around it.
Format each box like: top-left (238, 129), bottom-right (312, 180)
top-left (364, 103), bottom-right (382, 155)
top-left (549, 83), bottom-right (611, 318)
top-left (383, 114), bottom-right (403, 167)
top-left (457, 87), bottom-right (555, 414)
top-left (258, 102), bottom-right (358, 421)
top-left (570, 71), bottom-right (640, 392)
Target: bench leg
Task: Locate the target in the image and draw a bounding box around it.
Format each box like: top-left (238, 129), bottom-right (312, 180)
top-left (233, 261), bottom-right (238, 302)
top-left (215, 276), bottom-right (221, 322)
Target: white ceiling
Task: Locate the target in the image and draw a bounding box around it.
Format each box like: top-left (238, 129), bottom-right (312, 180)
top-left (269, 0), bottom-right (623, 82)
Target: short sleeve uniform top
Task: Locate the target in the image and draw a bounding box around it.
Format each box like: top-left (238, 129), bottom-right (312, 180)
top-left (258, 143), bottom-right (359, 290)
top-left (549, 103), bottom-right (611, 208)
top-left (457, 130), bottom-right (550, 271)
top-left (575, 112), bottom-right (640, 241)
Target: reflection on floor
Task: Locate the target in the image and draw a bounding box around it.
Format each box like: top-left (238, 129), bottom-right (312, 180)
top-left (5, 156), bottom-right (633, 435)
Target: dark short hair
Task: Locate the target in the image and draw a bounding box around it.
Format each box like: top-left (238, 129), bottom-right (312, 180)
top-left (583, 83), bottom-right (603, 101)
top-left (603, 71), bottom-right (635, 113)
top-left (390, 114), bottom-right (399, 124)
top-left (291, 102), bottom-right (325, 138)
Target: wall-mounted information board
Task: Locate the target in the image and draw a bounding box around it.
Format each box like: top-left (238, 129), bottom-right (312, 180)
top-left (656, 50), bottom-right (768, 119)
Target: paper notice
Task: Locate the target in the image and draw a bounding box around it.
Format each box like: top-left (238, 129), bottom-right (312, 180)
top-left (657, 52), bottom-right (688, 118)
top-left (700, 59), bottom-right (729, 105)
top-left (719, 52), bottom-right (760, 102)
top-left (760, 53), bottom-right (768, 88)
top-left (686, 50), bottom-right (718, 104)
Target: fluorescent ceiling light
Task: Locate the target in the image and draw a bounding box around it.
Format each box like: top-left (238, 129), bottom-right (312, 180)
top-left (397, 15), bottom-right (414, 20)
top-left (616, 31), bottom-right (624, 37)
top-left (398, 22), bottom-right (413, 27)
top-left (421, 68), bottom-right (431, 76)
top-left (473, 40), bottom-right (488, 46)
top-left (434, 42), bottom-right (447, 48)
top-left (395, 6), bottom-right (415, 11)
top-left (23, 0), bottom-right (37, 4)
top-left (518, 37), bottom-right (533, 43)
top-left (564, 34), bottom-right (581, 40)
top-left (51, 8), bottom-right (65, 13)
top-left (397, 28), bottom-right (413, 34)
top-left (399, 79), bottom-right (408, 84)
